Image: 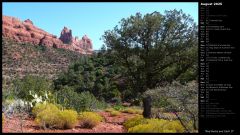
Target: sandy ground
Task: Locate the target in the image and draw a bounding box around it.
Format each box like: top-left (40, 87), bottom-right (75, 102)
top-left (2, 111), bottom-right (138, 133)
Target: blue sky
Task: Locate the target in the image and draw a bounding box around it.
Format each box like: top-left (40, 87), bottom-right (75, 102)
top-left (3, 2), bottom-right (198, 50)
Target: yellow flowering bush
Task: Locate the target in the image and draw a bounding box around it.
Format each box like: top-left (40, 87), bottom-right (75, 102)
top-left (33, 102), bottom-right (78, 129)
top-left (2, 113), bottom-right (4, 126)
top-left (59, 110), bottom-right (78, 129)
top-left (123, 115), bottom-right (148, 129)
top-left (32, 102), bottom-right (60, 117)
top-left (34, 106), bottom-right (62, 129)
top-left (124, 115), bottom-right (185, 133)
top-left (121, 108), bottom-right (142, 114)
top-left (78, 112), bottom-right (104, 128)
top-left (110, 111), bottom-right (121, 116)
top-left (127, 118), bottom-right (185, 133)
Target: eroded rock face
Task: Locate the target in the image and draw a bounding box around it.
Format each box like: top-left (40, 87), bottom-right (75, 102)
top-left (71, 34), bottom-right (93, 54)
top-left (2, 16), bottom-right (57, 47)
top-left (2, 15), bottom-right (93, 54)
top-left (59, 27), bottom-right (93, 54)
top-left (24, 19), bottom-right (33, 25)
top-left (59, 26), bottom-right (73, 44)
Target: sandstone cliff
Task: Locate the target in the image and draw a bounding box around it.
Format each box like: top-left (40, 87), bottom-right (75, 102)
top-left (2, 15), bottom-right (93, 54)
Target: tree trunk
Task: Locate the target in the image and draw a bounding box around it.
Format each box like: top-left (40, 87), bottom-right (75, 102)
top-left (143, 96), bottom-right (152, 118)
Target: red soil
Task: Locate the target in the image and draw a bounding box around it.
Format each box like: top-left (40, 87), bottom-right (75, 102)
top-left (2, 111), bottom-right (138, 133)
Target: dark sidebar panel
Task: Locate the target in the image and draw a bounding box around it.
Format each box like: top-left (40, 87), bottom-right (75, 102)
top-left (199, 0), bottom-right (239, 134)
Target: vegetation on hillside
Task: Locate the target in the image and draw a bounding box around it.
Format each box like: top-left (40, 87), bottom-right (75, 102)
top-left (2, 37), bottom-right (82, 84)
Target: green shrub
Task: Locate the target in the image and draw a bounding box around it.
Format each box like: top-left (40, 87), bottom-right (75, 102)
top-left (55, 88), bottom-right (107, 112)
top-left (53, 54), bottom-right (123, 103)
top-left (78, 91), bottom-right (107, 111)
top-left (2, 84), bottom-right (17, 103)
top-left (143, 81), bottom-right (198, 132)
top-left (59, 110), bottom-right (78, 129)
top-left (78, 112), bottom-right (103, 129)
top-left (55, 86), bottom-right (81, 111)
top-left (110, 111), bottom-right (121, 116)
top-left (151, 110), bottom-right (177, 120)
top-left (113, 104), bottom-right (125, 111)
top-left (13, 75), bottom-right (52, 101)
top-left (127, 119), bottom-right (185, 133)
top-left (105, 108), bottom-right (115, 112)
top-left (110, 96), bottom-right (122, 105)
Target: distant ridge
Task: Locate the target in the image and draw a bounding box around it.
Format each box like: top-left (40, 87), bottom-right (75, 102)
top-left (2, 15), bottom-right (93, 55)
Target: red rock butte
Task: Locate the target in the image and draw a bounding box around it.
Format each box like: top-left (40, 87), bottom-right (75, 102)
top-left (2, 15), bottom-right (93, 55)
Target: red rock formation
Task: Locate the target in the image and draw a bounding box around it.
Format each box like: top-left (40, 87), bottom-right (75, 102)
top-left (2, 15), bottom-right (93, 55)
top-left (2, 16), bottom-right (56, 47)
top-left (24, 19), bottom-right (33, 25)
top-left (59, 26), bottom-right (73, 44)
top-left (71, 34), bottom-right (93, 54)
